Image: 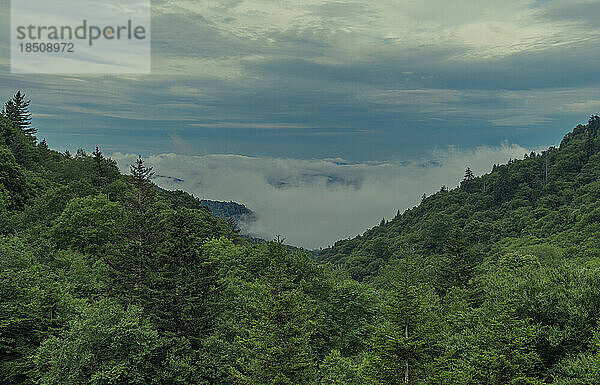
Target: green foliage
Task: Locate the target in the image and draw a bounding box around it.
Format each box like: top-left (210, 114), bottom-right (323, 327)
top-left (0, 237), bottom-right (76, 384)
top-left (5, 92), bottom-right (600, 384)
top-left (52, 194), bottom-right (126, 256)
top-left (367, 249), bottom-right (443, 384)
top-left (318, 350), bottom-right (366, 385)
top-left (234, 242), bottom-right (317, 385)
top-left (3, 91), bottom-right (35, 136)
top-left (435, 226), bottom-right (476, 294)
top-left (35, 299), bottom-right (200, 385)
top-left (0, 145), bottom-right (28, 210)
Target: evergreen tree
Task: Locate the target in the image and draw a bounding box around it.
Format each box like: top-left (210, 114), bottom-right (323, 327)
top-left (493, 166), bottom-right (512, 203)
top-left (462, 167), bottom-right (475, 192)
top-left (463, 167), bottom-right (474, 181)
top-left (585, 130), bottom-right (595, 158)
top-left (3, 91), bottom-right (36, 137)
top-left (108, 157), bottom-right (162, 307)
top-left (235, 241), bottom-right (317, 385)
top-left (91, 147), bottom-right (107, 187)
top-left (0, 146), bottom-right (28, 210)
top-left (435, 227), bottom-right (474, 294)
top-left (368, 246), bottom-right (441, 384)
top-left (147, 208), bottom-right (221, 343)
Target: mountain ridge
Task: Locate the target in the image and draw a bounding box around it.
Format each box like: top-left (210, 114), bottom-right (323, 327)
top-left (318, 116), bottom-right (600, 281)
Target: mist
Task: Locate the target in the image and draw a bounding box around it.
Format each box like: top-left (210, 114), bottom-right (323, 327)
top-left (111, 143), bottom-right (529, 249)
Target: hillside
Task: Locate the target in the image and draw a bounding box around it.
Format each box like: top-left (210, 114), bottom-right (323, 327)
top-left (319, 116), bottom-right (600, 281)
top-left (5, 91), bottom-right (600, 384)
top-left (200, 199), bottom-right (257, 224)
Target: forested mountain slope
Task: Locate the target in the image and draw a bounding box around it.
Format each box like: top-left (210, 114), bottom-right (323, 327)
top-left (319, 116), bottom-right (600, 282)
top-left (3, 91), bottom-right (600, 384)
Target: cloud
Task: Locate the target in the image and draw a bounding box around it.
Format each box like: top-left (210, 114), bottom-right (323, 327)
top-left (561, 100), bottom-right (600, 114)
top-left (1, 0), bottom-right (598, 167)
top-left (187, 122), bottom-right (321, 129)
top-left (111, 143), bottom-right (529, 249)
top-left (489, 115), bottom-right (553, 127)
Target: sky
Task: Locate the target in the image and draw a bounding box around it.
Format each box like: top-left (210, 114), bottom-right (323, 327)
top-left (1, 0), bottom-right (600, 247)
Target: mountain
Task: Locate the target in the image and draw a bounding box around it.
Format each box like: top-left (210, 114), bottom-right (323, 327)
top-left (318, 115), bottom-right (600, 282)
top-left (157, 188), bottom-right (256, 227)
top-left (199, 199), bottom-right (257, 224)
top-left (5, 91), bottom-right (600, 384)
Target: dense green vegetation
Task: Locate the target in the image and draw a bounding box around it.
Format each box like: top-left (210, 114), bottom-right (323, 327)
top-left (199, 200), bottom-right (256, 224)
top-left (2, 90), bottom-right (600, 384)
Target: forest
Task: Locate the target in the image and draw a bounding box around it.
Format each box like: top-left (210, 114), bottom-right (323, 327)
top-left (2, 90), bottom-right (600, 384)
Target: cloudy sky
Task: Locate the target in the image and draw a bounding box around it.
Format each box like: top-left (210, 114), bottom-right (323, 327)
top-left (1, 0), bottom-right (599, 247)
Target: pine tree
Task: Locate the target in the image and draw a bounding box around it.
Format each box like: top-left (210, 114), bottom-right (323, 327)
top-left (91, 147), bottom-right (105, 186)
top-left (462, 167), bottom-right (475, 192)
top-left (494, 166), bottom-right (512, 203)
top-left (149, 208), bottom-right (219, 344)
top-left (129, 156), bottom-right (155, 213)
top-left (585, 130), bottom-right (595, 158)
top-left (369, 246), bottom-right (441, 384)
top-left (464, 167), bottom-right (474, 181)
top-left (3, 91), bottom-right (36, 137)
top-left (235, 241), bottom-right (317, 385)
top-left (435, 227), bottom-right (474, 294)
top-left (108, 157), bottom-right (162, 307)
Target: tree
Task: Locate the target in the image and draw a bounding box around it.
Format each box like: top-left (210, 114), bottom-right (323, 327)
top-left (91, 147), bottom-right (105, 186)
top-left (227, 217), bottom-right (241, 240)
top-left (145, 208), bottom-right (223, 342)
top-left (51, 194), bottom-right (126, 257)
top-left (435, 227), bottom-right (474, 295)
top-left (462, 167), bottom-right (475, 192)
top-left (107, 157), bottom-right (163, 307)
top-left (319, 350), bottom-right (366, 385)
top-left (3, 91), bottom-right (36, 137)
top-left (554, 324), bottom-right (600, 384)
top-left (235, 241), bottom-right (317, 385)
top-left (0, 237), bottom-right (72, 385)
top-left (35, 299), bottom-right (200, 385)
top-left (494, 166), bottom-right (512, 203)
top-left (368, 246), bottom-right (442, 384)
top-left (463, 167), bottom-right (474, 182)
top-left (0, 146), bottom-right (28, 210)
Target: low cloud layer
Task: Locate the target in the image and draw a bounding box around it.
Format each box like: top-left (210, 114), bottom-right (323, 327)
top-left (111, 143), bottom-right (529, 249)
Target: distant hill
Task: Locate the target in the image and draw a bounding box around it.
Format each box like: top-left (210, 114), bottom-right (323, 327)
top-left (200, 199), bottom-right (256, 224)
top-left (157, 189), bottom-right (256, 226)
